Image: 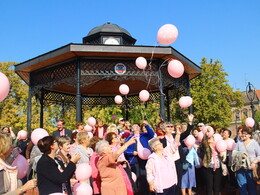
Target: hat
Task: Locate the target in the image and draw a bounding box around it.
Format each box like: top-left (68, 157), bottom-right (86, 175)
top-left (198, 123), bottom-right (204, 127)
top-left (119, 118), bottom-right (125, 121)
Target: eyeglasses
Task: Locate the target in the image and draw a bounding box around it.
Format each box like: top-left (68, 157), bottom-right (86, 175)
top-left (166, 125), bottom-right (174, 128)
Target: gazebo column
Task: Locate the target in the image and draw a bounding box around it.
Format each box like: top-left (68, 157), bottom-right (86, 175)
top-left (40, 89), bottom-right (44, 128)
top-left (166, 89), bottom-right (171, 121)
top-left (76, 58), bottom-right (82, 122)
top-left (187, 82), bottom-right (193, 114)
top-left (159, 69), bottom-right (166, 121)
top-left (27, 86), bottom-right (32, 133)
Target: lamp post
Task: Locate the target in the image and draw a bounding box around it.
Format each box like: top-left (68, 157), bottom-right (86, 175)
top-left (246, 82), bottom-right (256, 130)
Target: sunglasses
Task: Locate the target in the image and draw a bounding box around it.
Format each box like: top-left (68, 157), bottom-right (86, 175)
top-left (198, 125), bottom-right (203, 127)
top-left (166, 125), bottom-right (174, 128)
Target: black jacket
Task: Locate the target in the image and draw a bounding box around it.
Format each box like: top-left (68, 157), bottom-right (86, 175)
top-left (36, 154), bottom-right (76, 195)
top-left (52, 128), bottom-right (72, 139)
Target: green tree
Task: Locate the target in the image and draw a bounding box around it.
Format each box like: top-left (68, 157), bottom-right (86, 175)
top-left (0, 61), bottom-right (28, 133)
top-left (190, 58), bottom-right (244, 128)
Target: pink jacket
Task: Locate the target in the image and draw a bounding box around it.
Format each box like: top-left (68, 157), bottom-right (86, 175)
top-left (89, 152), bottom-right (101, 194)
top-left (0, 158), bottom-right (18, 192)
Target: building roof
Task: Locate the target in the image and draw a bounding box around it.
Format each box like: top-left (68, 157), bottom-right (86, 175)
top-left (87, 22), bottom-right (132, 37)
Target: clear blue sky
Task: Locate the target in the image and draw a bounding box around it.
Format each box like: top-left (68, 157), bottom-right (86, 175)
top-left (1, 0), bottom-right (259, 91)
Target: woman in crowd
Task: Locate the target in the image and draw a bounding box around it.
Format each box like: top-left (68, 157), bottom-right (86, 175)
top-left (181, 142), bottom-right (200, 195)
top-left (36, 136), bottom-right (80, 195)
top-left (94, 119), bottom-right (107, 139)
top-left (160, 114), bottom-right (194, 195)
top-left (96, 137), bottom-right (136, 195)
top-left (56, 136), bottom-right (72, 166)
top-left (55, 136), bottom-right (76, 194)
top-left (233, 127), bottom-right (260, 195)
top-left (105, 132), bottom-right (137, 194)
top-left (70, 132), bottom-right (93, 165)
top-left (89, 136), bottom-right (103, 195)
top-left (1, 126), bottom-right (16, 140)
top-left (146, 137), bottom-right (180, 195)
top-left (200, 130), bottom-right (223, 195)
top-left (0, 133), bottom-right (37, 194)
top-left (73, 122), bottom-right (84, 133)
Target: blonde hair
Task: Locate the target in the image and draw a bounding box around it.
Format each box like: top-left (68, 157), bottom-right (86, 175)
top-left (0, 133), bottom-right (12, 160)
top-left (76, 132), bottom-right (89, 145)
top-left (107, 124), bottom-right (118, 134)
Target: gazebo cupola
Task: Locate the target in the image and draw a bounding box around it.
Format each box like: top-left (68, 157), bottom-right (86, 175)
top-left (82, 21), bottom-right (136, 45)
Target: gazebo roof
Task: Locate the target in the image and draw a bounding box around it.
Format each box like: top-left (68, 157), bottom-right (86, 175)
top-left (87, 22), bottom-right (132, 37)
top-left (15, 44), bottom-right (201, 86)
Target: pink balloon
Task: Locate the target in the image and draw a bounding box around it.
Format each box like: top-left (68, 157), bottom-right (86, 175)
top-left (139, 90), bottom-right (150, 102)
top-left (213, 133), bottom-right (223, 143)
top-left (31, 128), bottom-right (49, 145)
top-left (131, 172), bottom-right (137, 182)
top-left (184, 135), bottom-right (196, 147)
top-left (138, 148), bottom-right (151, 160)
top-left (75, 163), bottom-right (92, 181)
top-left (112, 114), bottom-right (117, 120)
top-left (17, 130), bottom-right (28, 140)
top-left (157, 24), bottom-right (178, 45)
top-left (179, 96), bottom-right (192, 108)
top-left (114, 95), bottom-right (123, 104)
top-left (12, 154), bottom-right (29, 179)
top-left (168, 60), bottom-right (184, 78)
top-left (135, 57), bottom-right (147, 69)
top-left (197, 131), bottom-right (204, 142)
top-left (84, 125), bottom-right (92, 132)
top-left (73, 182), bottom-right (93, 195)
top-left (0, 72), bottom-right (10, 102)
top-left (215, 140), bottom-right (227, 153)
top-left (119, 84), bottom-right (129, 95)
top-left (88, 132), bottom-right (93, 139)
top-left (87, 117), bottom-right (96, 126)
top-left (225, 138), bottom-right (236, 151)
top-left (245, 117), bottom-right (255, 128)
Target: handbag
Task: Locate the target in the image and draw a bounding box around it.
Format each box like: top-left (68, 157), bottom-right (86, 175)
top-left (182, 160), bottom-right (191, 171)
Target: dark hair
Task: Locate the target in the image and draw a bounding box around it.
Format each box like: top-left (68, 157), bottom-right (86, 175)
top-left (71, 132), bottom-right (78, 143)
top-left (238, 126), bottom-right (245, 132)
top-left (57, 119), bottom-right (65, 125)
top-left (1, 126), bottom-right (10, 133)
top-left (223, 128), bottom-right (232, 137)
top-left (38, 136), bottom-right (55, 154)
top-left (242, 127), bottom-right (254, 136)
top-left (105, 132), bottom-right (117, 145)
top-left (76, 122), bottom-right (83, 128)
top-left (192, 127), bottom-right (200, 133)
top-left (89, 136), bottom-right (102, 150)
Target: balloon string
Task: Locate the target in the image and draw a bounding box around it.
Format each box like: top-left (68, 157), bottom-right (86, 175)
top-left (142, 102), bottom-right (147, 121)
top-left (157, 58), bottom-right (172, 98)
top-left (145, 42), bottom-right (158, 89)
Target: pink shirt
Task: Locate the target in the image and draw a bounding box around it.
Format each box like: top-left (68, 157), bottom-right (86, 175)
top-left (146, 151), bottom-right (178, 193)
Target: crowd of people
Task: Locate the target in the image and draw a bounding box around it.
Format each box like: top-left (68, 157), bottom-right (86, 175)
top-left (0, 116), bottom-right (260, 195)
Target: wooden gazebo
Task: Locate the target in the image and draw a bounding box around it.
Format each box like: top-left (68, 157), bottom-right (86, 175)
top-left (15, 22), bottom-right (201, 132)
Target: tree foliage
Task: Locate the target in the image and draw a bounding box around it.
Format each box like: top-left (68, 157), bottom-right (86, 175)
top-left (190, 58), bottom-right (244, 128)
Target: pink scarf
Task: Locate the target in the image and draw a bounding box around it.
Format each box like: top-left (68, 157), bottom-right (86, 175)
top-left (0, 158), bottom-right (18, 191)
top-left (118, 164), bottom-right (134, 195)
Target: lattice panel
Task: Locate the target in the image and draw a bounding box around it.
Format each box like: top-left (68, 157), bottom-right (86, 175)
top-left (31, 60), bottom-right (77, 87)
top-left (80, 58), bottom-right (159, 87)
top-left (42, 90), bottom-right (162, 107)
top-left (160, 64), bottom-right (189, 92)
